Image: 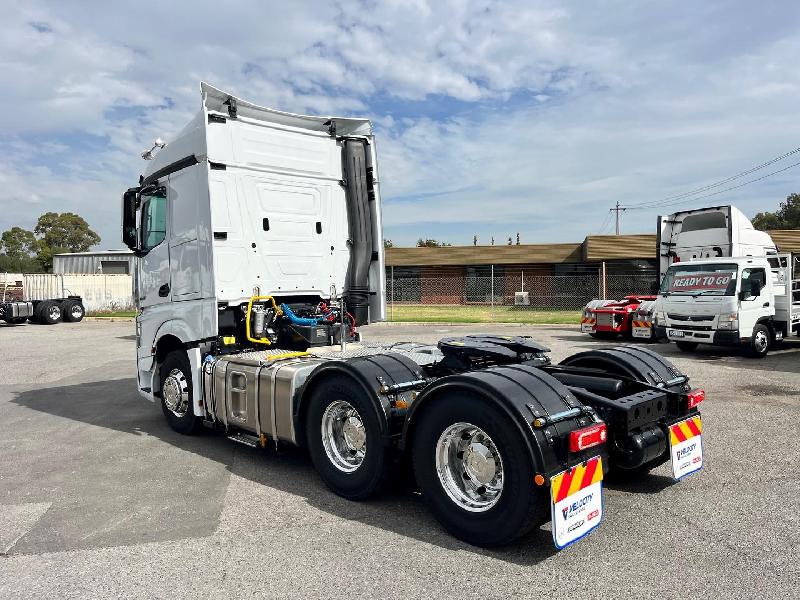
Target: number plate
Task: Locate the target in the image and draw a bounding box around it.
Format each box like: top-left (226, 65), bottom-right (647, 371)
top-left (669, 416), bottom-right (703, 480)
top-left (550, 456), bottom-right (603, 549)
top-left (668, 329), bottom-right (685, 338)
top-left (581, 323), bottom-right (595, 333)
top-left (632, 327), bottom-right (652, 339)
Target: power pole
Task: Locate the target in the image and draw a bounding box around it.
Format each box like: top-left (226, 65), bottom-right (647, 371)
top-left (611, 201), bottom-right (627, 235)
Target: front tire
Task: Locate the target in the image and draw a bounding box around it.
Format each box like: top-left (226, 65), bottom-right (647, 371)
top-left (305, 375), bottom-right (390, 500)
top-left (676, 341), bottom-right (699, 352)
top-left (412, 392), bottom-right (547, 547)
top-left (744, 324), bottom-right (770, 358)
top-left (159, 350), bottom-right (199, 434)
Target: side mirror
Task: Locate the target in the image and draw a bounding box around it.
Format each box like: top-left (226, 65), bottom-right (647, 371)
top-left (122, 189), bottom-right (140, 253)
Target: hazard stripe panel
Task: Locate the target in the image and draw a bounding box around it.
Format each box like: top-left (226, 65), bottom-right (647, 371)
top-left (669, 415), bottom-right (702, 446)
top-left (632, 321), bottom-right (652, 328)
top-left (551, 456), bottom-right (603, 503)
top-left (581, 318), bottom-right (596, 324)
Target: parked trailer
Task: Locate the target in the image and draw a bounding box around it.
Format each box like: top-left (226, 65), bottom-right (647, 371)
top-left (123, 84), bottom-right (705, 548)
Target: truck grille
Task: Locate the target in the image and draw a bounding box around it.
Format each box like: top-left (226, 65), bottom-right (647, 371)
top-left (667, 313), bottom-right (714, 322)
top-left (595, 312), bottom-right (614, 327)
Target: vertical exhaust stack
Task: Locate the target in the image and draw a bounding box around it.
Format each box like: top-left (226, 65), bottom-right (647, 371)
top-left (342, 139), bottom-right (375, 326)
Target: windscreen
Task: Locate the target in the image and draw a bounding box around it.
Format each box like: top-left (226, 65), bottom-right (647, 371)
top-left (660, 263), bottom-right (738, 296)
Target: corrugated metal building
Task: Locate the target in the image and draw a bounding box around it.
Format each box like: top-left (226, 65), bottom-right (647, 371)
top-left (53, 250), bottom-right (136, 275)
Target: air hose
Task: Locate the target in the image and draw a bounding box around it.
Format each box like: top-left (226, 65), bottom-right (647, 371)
top-left (280, 303), bottom-right (321, 326)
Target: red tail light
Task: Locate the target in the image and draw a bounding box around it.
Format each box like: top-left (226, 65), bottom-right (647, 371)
top-left (687, 389), bottom-right (705, 409)
top-left (569, 423), bottom-right (607, 452)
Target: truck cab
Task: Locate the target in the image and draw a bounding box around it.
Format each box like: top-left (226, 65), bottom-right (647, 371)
top-left (654, 255), bottom-right (800, 357)
top-left (122, 83), bottom-right (386, 403)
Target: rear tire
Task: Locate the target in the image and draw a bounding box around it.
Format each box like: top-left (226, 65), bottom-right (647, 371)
top-left (676, 341), bottom-right (698, 352)
top-left (412, 392), bottom-right (547, 547)
top-left (62, 299), bottom-right (85, 322)
top-left (39, 300), bottom-right (62, 325)
top-left (744, 324), bottom-right (770, 358)
top-left (159, 350), bottom-right (199, 434)
top-left (305, 375), bottom-right (391, 500)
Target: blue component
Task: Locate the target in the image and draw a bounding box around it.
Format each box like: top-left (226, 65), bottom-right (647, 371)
top-left (280, 303), bottom-right (320, 326)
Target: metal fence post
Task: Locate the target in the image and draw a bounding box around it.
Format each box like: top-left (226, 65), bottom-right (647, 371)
top-left (390, 265), bottom-right (394, 322)
top-left (601, 261), bottom-right (607, 299)
top-left (490, 265), bottom-right (494, 312)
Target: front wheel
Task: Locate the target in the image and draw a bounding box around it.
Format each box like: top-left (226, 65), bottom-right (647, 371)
top-left (744, 324), bottom-right (770, 358)
top-left (305, 375), bottom-right (391, 500)
top-left (676, 341), bottom-right (699, 352)
top-left (412, 393), bottom-right (547, 547)
top-left (159, 350), bottom-right (199, 434)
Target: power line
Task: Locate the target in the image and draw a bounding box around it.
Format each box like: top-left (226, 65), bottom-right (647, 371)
top-left (625, 145), bottom-right (800, 209)
top-left (628, 158), bottom-right (800, 211)
top-left (595, 210), bottom-right (612, 235)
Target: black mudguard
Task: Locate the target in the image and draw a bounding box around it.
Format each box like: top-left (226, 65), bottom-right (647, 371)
top-left (295, 352), bottom-right (422, 448)
top-left (560, 345), bottom-right (687, 391)
top-left (402, 364), bottom-right (608, 478)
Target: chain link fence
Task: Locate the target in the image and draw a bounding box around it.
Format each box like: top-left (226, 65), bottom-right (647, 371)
top-left (385, 270), bottom-right (657, 319)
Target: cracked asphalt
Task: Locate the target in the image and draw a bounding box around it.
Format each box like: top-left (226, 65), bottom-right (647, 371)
top-left (0, 320), bottom-right (798, 598)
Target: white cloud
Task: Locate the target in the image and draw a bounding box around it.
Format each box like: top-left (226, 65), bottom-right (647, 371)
top-left (1, 0), bottom-right (799, 249)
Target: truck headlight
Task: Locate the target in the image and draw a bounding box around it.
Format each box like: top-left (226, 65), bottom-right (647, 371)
top-left (718, 313), bottom-right (738, 330)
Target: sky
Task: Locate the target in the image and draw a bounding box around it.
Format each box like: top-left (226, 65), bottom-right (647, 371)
top-left (1, 1), bottom-right (800, 249)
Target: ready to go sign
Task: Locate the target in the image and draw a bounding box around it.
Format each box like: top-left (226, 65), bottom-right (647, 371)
top-left (670, 272), bottom-right (733, 292)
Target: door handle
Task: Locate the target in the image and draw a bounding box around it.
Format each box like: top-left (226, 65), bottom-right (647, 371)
top-left (158, 283), bottom-right (170, 297)
top-left (762, 302), bottom-right (770, 307)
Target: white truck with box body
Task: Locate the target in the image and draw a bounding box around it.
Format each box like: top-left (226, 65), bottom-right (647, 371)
top-left (122, 83), bottom-right (707, 548)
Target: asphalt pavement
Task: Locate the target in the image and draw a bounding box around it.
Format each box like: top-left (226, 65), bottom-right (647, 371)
top-left (0, 320), bottom-right (798, 598)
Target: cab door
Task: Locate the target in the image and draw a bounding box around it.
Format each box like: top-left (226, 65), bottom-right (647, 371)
top-left (137, 188), bottom-right (171, 310)
top-left (738, 267), bottom-right (769, 338)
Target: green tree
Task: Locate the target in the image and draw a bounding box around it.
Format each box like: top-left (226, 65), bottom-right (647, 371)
top-left (416, 238), bottom-right (451, 247)
top-left (384, 238), bottom-right (394, 248)
top-left (1, 226), bottom-right (38, 259)
top-left (33, 212), bottom-right (100, 271)
top-left (34, 212), bottom-right (101, 252)
top-left (753, 193), bottom-right (800, 229)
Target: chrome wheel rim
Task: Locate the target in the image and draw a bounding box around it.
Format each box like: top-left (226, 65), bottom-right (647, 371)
top-left (754, 330), bottom-right (768, 353)
top-left (48, 305), bottom-right (61, 321)
top-left (163, 368), bottom-right (190, 417)
top-left (435, 422), bottom-right (504, 512)
top-left (70, 304), bottom-right (83, 319)
top-left (321, 400), bottom-right (366, 473)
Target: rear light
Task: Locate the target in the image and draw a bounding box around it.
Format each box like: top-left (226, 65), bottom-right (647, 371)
top-left (687, 389), bottom-right (705, 409)
top-left (569, 423), bottom-right (607, 452)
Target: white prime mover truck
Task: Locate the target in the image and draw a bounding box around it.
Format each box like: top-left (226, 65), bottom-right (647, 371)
top-left (122, 83), bottom-right (706, 548)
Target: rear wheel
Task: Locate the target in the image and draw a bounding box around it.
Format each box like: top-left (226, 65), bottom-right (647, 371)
top-left (159, 350), bottom-right (199, 434)
top-left (39, 301), bottom-right (62, 325)
top-left (412, 392), bottom-right (547, 547)
top-left (305, 375), bottom-right (390, 500)
top-left (62, 299), bottom-right (85, 322)
top-left (676, 341), bottom-right (698, 352)
top-left (744, 324), bottom-right (770, 358)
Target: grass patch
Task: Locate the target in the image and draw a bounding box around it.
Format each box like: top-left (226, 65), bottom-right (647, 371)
top-left (387, 304), bottom-right (579, 324)
top-left (87, 310), bottom-right (137, 318)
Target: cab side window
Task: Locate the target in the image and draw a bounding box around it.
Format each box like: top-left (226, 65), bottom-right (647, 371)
top-left (141, 190), bottom-right (167, 251)
top-left (741, 268), bottom-right (766, 297)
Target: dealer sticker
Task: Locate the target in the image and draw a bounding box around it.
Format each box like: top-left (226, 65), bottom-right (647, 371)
top-left (669, 416), bottom-right (703, 480)
top-left (550, 456), bottom-right (603, 549)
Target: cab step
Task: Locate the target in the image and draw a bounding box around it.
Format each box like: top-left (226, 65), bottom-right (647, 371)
top-left (227, 432), bottom-right (262, 448)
